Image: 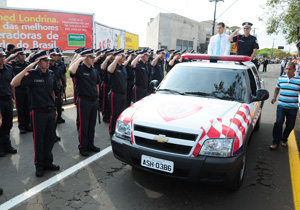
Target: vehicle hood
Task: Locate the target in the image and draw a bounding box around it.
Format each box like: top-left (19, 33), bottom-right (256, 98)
top-left (119, 94), bottom-right (242, 132)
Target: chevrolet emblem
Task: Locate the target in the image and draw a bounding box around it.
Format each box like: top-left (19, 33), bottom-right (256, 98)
top-left (154, 135), bottom-right (169, 143)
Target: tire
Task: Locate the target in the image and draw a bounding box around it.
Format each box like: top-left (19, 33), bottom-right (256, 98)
top-left (254, 114), bottom-right (261, 131)
top-left (225, 152), bottom-right (247, 191)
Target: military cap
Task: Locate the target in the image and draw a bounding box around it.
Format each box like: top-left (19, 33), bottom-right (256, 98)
top-left (56, 47), bottom-right (63, 55)
top-left (32, 50), bottom-right (51, 61)
top-left (30, 47), bottom-right (40, 52)
top-left (0, 47), bottom-right (6, 56)
top-left (79, 49), bottom-right (96, 58)
top-left (242, 22), bottom-right (253, 28)
top-left (13, 47), bottom-right (26, 55)
top-left (49, 48), bottom-right (58, 55)
top-left (156, 48), bottom-right (165, 54)
top-left (95, 48), bottom-right (101, 53)
top-left (126, 49), bottom-right (134, 54)
top-left (100, 48), bottom-right (108, 53)
top-left (190, 49), bottom-right (195, 53)
top-left (181, 49), bottom-right (187, 54)
top-left (139, 48), bottom-right (150, 55)
top-left (113, 49), bottom-right (125, 56)
top-left (106, 49), bottom-right (115, 55)
top-left (168, 49), bottom-right (175, 53)
top-left (173, 50), bottom-right (181, 55)
top-left (74, 47), bottom-right (87, 53)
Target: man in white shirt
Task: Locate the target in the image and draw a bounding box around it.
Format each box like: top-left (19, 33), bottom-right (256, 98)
top-left (208, 22), bottom-right (231, 56)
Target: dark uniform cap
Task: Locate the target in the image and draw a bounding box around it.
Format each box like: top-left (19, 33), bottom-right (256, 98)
top-left (32, 50), bottom-right (51, 61)
top-left (113, 49), bottom-right (125, 56)
top-left (74, 47), bottom-right (87, 53)
top-left (56, 47), bottom-right (63, 55)
top-left (156, 48), bottom-right (165, 54)
top-left (100, 48), bottom-right (108, 53)
top-left (168, 49), bottom-right (175, 53)
top-left (139, 48), bottom-right (150, 55)
top-left (181, 49), bottom-right (187, 54)
top-left (106, 49), bottom-right (115, 55)
top-left (126, 49), bottom-right (134, 54)
top-left (30, 47), bottom-right (40, 52)
top-left (13, 47), bottom-right (27, 55)
top-left (0, 47), bottom-right (6, 56)
top-left (190, 49), bottom-right (195, 53)
top-left (95, 48), bottom-right (101, 53)
top-left (173, 50), bottom-right (181, 55)
top-left (49, 48), bottom-right (58, 55)
top-left (242, 22), bottom-right (253, 28)
top-left (79, 49), bottom-right (96, 58)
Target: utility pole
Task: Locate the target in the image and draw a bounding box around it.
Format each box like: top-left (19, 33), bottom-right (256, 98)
top-left (209, 0), bottom-right (224, 36)
top-left (271, 38), bottom-right (275, 58)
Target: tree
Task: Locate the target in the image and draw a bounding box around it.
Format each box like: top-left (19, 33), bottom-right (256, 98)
top-left (260, 0), bottom-right (300, 56)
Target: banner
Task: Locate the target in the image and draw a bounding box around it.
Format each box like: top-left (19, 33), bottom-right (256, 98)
top-left (0, 8), bottom-right (93, 51)
top-left (125, 32), bottom-right (138, 50)
top-left (95, 24), bottom-right (112, 49)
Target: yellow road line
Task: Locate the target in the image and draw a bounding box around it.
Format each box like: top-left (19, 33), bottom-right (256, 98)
top-left (289, 130), bottom-right (300, 210)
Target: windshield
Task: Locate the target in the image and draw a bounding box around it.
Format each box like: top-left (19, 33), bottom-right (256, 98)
top-left (158, 66), bottom-right (248, 102)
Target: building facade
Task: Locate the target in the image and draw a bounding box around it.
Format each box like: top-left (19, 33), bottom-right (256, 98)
top-left (146, 13), bottom-right (218, 53)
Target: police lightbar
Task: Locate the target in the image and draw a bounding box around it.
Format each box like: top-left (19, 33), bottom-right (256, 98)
top-left (182, 54), bottom-right (252, 62)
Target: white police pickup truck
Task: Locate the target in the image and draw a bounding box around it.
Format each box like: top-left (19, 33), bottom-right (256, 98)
top-left (111, 54), bottom-right (269, 190)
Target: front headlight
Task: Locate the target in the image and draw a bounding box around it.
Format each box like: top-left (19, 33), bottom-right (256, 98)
top-left (199, 138), bottom-right (234, 157)
top-left (115, 120), bottom-right (131, 140)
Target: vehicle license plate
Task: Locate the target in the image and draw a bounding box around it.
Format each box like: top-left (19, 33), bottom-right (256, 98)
top-left (141, 155), bottom-right (174, 173)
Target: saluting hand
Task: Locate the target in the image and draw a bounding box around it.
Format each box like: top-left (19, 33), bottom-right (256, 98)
top-left (78, 56), bottom-right (87, 62)
top-left (115, 55), bottom-right (122, 61)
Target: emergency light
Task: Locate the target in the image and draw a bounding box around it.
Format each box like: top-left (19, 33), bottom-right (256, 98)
top-left (182, 54), bottom-right (252, 62)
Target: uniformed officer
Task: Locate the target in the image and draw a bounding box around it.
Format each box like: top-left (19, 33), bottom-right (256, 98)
top-left (26, 48), bottom-right (40, 63)
top-left (49, 48), bottom-right (63, 142)
top-left (168, 50), bottom-right (182, 70)
top-left (228, 22), bottom-right (259, 60)
top-left (94, 48), bottom-right (106, 112)
top-left (107, 49), bottom-right (127, 137)
top-left (166, 49), bottom-right (175, 73)
top-left (131, 48), bottom-right (151, 102)
top-left (8, 48), bottom-right (31, 134)
top-left (69, 49), bottom-right (101, 157)
top-left (151, 48), bottom-right (165, 84)
top-left (124, 49), bottom-right (136, 108)
top-left (56, 47), bottom-right (67, 116)
top-left (181, 49), bottom-right (189, 62)
top-left (5, 44), bottom-right (15, 58)
top-left (101, 49), bottom-right (115, 123)
top-left (0, 47), bottom-right (17, 157)
top-left (11, 50), bottom-right (60, 177)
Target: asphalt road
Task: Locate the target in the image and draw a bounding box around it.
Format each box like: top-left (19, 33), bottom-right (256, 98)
top-left (0, 64), bottom-right (298, 210)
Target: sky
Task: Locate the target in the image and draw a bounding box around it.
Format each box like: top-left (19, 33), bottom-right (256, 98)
top-left (6, 0), bottom-right (298, 53)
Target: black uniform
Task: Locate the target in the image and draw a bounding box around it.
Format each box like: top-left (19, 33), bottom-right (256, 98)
top-left (168, 59), bottom-right (180, 72)
top-left (10, 60), bottom-right (31, 132)
top-left (102, 60), bottom-right (112, 122)
top-left (232, 34), bottom-right (259, 57)
top-left (263, 59), bottom-right (269, 72)
top-left (20, 67), bottom-right (57, 170)
top-left (70, 73), bottom-right (80, 130)
top-left (75, 63), bottom-right (100, 153)
top-left (151, 58), bottom-right (164, 83)
top-left (0, 64), bottom-right (15, 155)
top-left (125, 61), bottom-right (134, 108)
top-left (95, 57), bottom-right (105, 111)
top-left (133, 59), bottom-right (151, 102)
top-left (109, 64), bottom-right (127, 136)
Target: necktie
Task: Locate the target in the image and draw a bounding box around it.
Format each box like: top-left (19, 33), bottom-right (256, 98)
top-left (216, 35), bottom-right (221, 55)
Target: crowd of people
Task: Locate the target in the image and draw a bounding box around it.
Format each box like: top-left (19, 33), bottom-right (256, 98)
top-left (0, 21), bottom-right (299, 196)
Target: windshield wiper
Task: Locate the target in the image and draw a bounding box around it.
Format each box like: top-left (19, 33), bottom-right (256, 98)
top-left (158, 88), bottom-right (185, 95)
top-left (184, 91), bottom-right (212, 96)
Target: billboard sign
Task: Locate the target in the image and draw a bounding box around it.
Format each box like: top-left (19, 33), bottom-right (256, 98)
top-left (125, 32), bottom-right (138, 50)
top-left (0, 8), bottom-right (93, 51)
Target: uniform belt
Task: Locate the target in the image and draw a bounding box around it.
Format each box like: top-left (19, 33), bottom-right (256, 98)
top-left (0, 96), bottom-right (12, 101)
top-left (79, 95), bottom-right (97, 101)
top-left (33, 107), bottom-right (56, 113)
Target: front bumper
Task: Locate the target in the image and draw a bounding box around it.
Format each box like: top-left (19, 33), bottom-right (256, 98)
top-left (112, 136), bottom-right (245, 183)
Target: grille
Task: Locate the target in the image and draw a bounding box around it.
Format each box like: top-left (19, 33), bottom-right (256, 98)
top-left (135, 136), bottom-right (192, 155)
top-left (134, 125), bottom-right (197, 141)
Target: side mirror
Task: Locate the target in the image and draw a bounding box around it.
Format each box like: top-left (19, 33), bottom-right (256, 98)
top-left (251, 89), bottom-right (269, 102)
top-left (149, 80), bottom-right (159, 93)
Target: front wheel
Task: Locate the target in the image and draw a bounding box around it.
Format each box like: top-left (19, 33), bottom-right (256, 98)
top-left (225, 152), bottom-right (247, 191)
